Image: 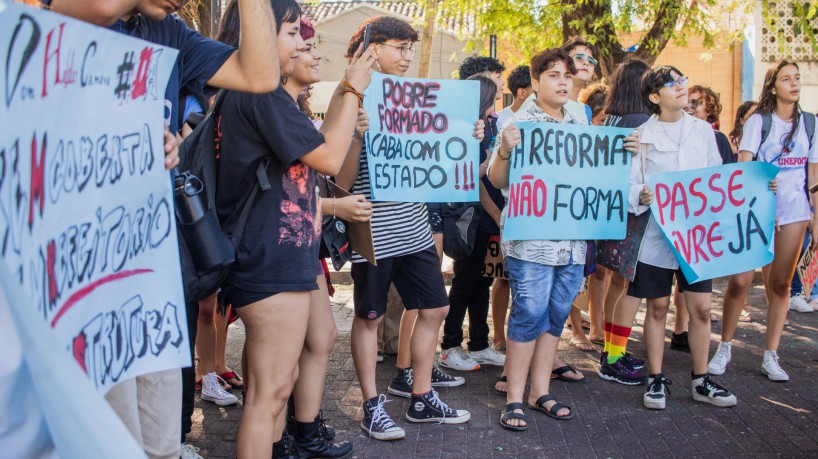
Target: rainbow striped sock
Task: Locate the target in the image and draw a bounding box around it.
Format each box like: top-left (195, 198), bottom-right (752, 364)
top-left (607, 324), bottom-right (632, 364)
top-left (603, 322), bottom-right (613, 354)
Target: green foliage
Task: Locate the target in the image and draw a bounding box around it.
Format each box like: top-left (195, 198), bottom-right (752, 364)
top-left (762, 0), bottom-right (818, 61)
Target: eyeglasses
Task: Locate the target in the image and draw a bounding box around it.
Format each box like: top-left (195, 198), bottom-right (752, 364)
top-left (688, 98), bottom-right (702, 109)
top-left (573, 53), bottom-right (598, 66)
top-left (379, 43), bottom-right (415, 57)
top-left (660, 76), bottom-right (689, 90)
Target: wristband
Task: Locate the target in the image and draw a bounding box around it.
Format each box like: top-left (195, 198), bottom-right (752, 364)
top-left (342, 80), bottom-right (364, 108)
top-left (498, 149), bottom-right (511, 161)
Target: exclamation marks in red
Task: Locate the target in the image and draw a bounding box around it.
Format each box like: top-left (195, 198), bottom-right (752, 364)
top-left (453, 162), bottom-right (477, 190)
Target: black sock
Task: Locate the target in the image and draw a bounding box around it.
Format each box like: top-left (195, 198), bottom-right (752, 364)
top-left (691, 372), bottom-right (708, 380)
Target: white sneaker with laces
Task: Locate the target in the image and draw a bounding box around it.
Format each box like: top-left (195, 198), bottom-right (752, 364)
top-left (707, 341), bottom-right (732, 376)
top-left (469, 347), bottom-right (506, 366)
top-left (761, 350), bottom-right (789, 381)
top-left (788, 295), bottom-right (812, 313)
top-left (180, 443), bottom-right (202, 459)
top-left (438, 346), bottom-right (480, 371)
top-left (201, 372), bottom-right (238, 406)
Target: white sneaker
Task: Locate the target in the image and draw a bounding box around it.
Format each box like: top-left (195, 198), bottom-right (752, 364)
top-left (438, 347), bottom-right (480, 371)
top-left (761, 350), bottom-right (789, 381)
top-left (809, 298), bottom-right (818, 311)
top-left (201, 372), bottom-right (238, 406)
top-left (180, 443), bottom-right (202, 459)
top-left (469, 347), bottom-right (506, 366)
top-left (643, 374), bottom-right (671, 410)
top-left (692, 375), bottom-right (737, 407)
top-left (788, 295), bottom-right (812, 313)
top-left (707, 342), bottom-right (732, 376)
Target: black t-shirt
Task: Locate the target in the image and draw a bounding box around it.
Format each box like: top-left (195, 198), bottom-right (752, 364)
top-left (715, 130), bottom-right (736, 164)
top-left (216, 87), bottom-right (325, 292)
top-left (478, 114), bottom-right (504, 234)
top-left (110, 15), bottom-right (235, 133)
top-left (605, 113), bottom-right (650, 129)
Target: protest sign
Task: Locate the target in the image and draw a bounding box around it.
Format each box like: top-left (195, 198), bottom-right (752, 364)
top-left (481, 235), bottom-right (507, 279)
top-left (649, 162), bottom-right (777, 283)
top-left (797, 243), bottom-right (818, 298)
top-left (0, 2), bottom-right (187, 393)
top-left (502, 122), bottom-right (632, 240)
top-left (363, 71), bottom-right (480, 202)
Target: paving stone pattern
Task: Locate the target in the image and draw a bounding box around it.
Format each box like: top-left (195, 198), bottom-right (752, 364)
top-left (188, 279), bottom-right (818, 458)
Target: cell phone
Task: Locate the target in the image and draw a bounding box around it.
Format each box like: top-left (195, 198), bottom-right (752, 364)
top-left (362, 24), bottom-right (372, 52)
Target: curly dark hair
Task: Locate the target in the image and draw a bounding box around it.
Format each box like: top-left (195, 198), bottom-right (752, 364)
top-left (641, 65), bottom-right (684, 115)
top-left (507, 65), bottom-right (531, 97)
top-left (689, 85), bottom-right (723, 125)
top-left (530, 48), bottom-right (576, 80)
top-left (458, 56), bottom-right (506, 80)
top-left (346, 16), bottom-right (418, 59)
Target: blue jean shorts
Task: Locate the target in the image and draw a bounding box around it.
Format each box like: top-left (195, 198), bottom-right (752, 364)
top-left (505, 257), bottom-right (584, 342)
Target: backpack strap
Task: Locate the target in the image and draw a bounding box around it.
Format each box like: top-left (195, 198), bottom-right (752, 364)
top-left (757, 112), bottom-right (772, 159)
top-left (803, 111), bottom-right (816, 151)
top-left (229, 158), bottom-right (271, 247)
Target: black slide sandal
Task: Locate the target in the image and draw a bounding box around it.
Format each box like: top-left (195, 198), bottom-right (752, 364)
top-left (529, 394), bottom-right (574, 421)
top-left (495, 376), bottom-right (508, 396)
top-left (500, 402), bottom-right (528, 431)
top-left (551, 365), bottom-right (588, 384)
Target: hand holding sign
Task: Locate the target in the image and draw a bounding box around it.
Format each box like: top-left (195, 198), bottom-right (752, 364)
top-left (500, 123), bottom-right (521, 157)
top-left (648, 162), bottom-right (778, 282)
top-left (639, 186), bottom-right (653, 206)
top-left (354, 108), bottom-right (369, 141)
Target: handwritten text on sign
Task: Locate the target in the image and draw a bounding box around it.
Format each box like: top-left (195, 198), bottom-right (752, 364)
top-left (364, 71), bottom-right (479, 202)
top-left (797, 244), bottom-right (818, 298)
top-left (649, 162), bottom-right (777, 283)
top-left (502, 122), bottom-right (632, 240)
top-left (0, 2), bottom-right (187, 392)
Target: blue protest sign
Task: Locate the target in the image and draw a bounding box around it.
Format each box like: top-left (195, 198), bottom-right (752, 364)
top-left (502, 122), bottom-right (632, 240)
top-left (363, 71), bottom-right (480, 202)
top-left (649, 162), bottom-right (778, 283)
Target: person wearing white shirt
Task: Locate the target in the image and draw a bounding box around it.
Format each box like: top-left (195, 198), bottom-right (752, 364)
top-left (496, 65), bottom-right (533, 130)
top-left (620, 66), bottom-right (737, 411)
top-left (709, 60), bottom-right (818, 382)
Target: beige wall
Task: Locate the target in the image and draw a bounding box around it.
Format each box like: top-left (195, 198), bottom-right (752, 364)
top-left (314, 6), bottom-right (469, 88)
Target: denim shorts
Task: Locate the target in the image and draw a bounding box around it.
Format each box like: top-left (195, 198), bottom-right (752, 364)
top-left (505, 257), bottom-right (584, 342)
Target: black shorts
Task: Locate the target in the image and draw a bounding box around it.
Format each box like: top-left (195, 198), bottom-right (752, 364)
top-left (626, 262), bottom-right (712, 299)
top-left (351, 245), bottom-right (449, 319)
top-left (426, 203), bottom-right (444, 234)
top-left (219, 285), bottom-right (279, 308)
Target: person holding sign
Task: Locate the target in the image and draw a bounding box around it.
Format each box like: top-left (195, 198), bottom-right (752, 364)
top-left (622, 66), bottom-right (736, 411)
top-left (335, 17), bottom-right (482, 441)
top-left (214, 2), bottom-right (374, 457)
top-left (709, 60), bottom-right (818, 382)
top-left (488, 48), bottom-right (589, 429)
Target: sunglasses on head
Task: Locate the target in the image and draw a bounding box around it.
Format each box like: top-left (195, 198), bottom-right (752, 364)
top-left (573, 53), bottom-right (598, 66)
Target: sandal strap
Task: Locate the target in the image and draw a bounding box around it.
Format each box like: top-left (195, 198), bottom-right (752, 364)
top-left (549, 402), bottom-right (570, 416)
top-left (497, 376), bottom-right (508, 383)
top-left (534, 394), bottom-right (556, 407)
top-left (551, 365), bottom-right (575, 376)
top-left (503, 402), bottom-right (525, 412)
top-left (502, 412), bottom-right (526, 421)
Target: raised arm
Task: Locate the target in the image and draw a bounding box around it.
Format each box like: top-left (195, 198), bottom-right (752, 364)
top-left (206, 0), bottom-right (280, 93)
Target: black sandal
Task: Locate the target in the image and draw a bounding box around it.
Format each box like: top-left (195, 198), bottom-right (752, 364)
top-left (551, 364), bottom-right (587, 384)
top-left (500, 402), bottom-right (528, 431)
top-left (495, 376), bottom-right (508, 396)
top-left (528, 394), bottom-right (574, 420)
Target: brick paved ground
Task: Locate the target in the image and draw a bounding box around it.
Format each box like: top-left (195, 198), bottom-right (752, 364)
top-left (188, 277), bottom-right (818, 458)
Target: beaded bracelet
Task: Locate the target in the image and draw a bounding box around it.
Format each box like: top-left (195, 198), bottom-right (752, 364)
top-left (342, 80), bottom-right (364, 108)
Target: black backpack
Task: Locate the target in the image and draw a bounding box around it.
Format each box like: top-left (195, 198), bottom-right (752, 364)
top-left (442, 203), bottom-right (483, 261)
top-left (175, 90), bottom-right (270, 303)
top-left (758, 111), bottom-right (816, 195)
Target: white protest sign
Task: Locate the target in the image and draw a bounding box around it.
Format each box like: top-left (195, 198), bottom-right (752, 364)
top-left (0, 1), bottom-right (188, 393)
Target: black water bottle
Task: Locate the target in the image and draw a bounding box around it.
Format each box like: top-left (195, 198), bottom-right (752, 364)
top-left (174, 172), bottom-right (236, 272)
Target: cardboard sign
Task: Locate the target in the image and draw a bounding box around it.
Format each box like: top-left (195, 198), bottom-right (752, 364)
top-left (649, 162), bottom-right (778, 283)
top-left (481, 235), bottom-right (507, 279)
top-left (363, 71), bottom-right (480, 202)
top-left (797, 242), bottom-right (818, 298)
top-left (502, 122), bottom-right (633, 240)
top-left (0, 2), bottom-right (187, 392)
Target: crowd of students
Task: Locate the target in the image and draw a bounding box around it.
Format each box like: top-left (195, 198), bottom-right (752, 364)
top-left (34, 0), bottom-right (818, 457)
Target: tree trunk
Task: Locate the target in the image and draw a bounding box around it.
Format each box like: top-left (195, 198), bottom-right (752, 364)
top-left (418, 0), bottom-right (439, 78)
top-left (562, 0), bottom-right (682, 78)
top-left (197, 1), bottom-right (212, 38)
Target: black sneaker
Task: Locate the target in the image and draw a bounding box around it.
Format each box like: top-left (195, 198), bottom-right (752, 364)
top-left (360, 395), bottom-right (405, 441)
top-left (387, 367), bottom-right (413, 398)
top-left (622, 352), bottom-right (645, 370)
top-left (643, 374), bottom-right (672, 410)
top-left (272, 434), bottom-right (297, 459)
top-left (692, 375), bottom-right (737, 407)
top-left (431, 364), bottom-right (465, 388)
top-left (406, 390), bottom-right (470, 424)
top-left (598, 351), bottom-right (607, 370)
top-left (670, 332), bottom-right (690, 353)
top-left (599, 356), bottom-right (647, 385)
